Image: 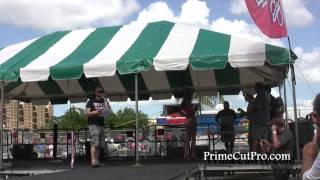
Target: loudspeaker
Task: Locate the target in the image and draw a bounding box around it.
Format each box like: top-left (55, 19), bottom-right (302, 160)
top-left (167, 146), bottom-right (184, 159)
top-left (196, 146), bottom-right (209, 159)
top-left (289, 120), bottom-right (313, 159)
top-left (289, 121), bottom-right (313, 146)
top-left (13, 144), bottom-right (34, 160)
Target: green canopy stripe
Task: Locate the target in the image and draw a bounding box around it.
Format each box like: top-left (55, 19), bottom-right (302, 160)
top-left (266, 44), bottom-right (290, 65)
top-left (0, 38), bottom-right (39, 67)
top-left (77, 75), bottom-right (103, 97)
top-left (190, 29), bottom-right (231, 69)
top-left (37, 78), bottom-right (65, 95)
top-left (117, 21), bottom-right (174, 74)
top-left (4, 80), bottom-right (22, 94)
top-left (165, 69), bottom-right (193, 89)
top-left (118, 73), bottom-right (150, 100)
top-left (0, 31), bottom-right (69, 81)
top-left (215, 64), bottom-right (241, 95)
top-left (37, 78), bottom-right (68, 103)
top-left (50, 26), bottom-right (121, 80)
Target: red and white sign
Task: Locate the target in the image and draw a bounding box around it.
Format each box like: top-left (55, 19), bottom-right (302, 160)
top-left (245, 0), bottom-right (287, 38)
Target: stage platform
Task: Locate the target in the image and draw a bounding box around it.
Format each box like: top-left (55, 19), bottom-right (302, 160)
top-left (0, 159), bottom-right (302, 180)
top-left (2, 159), bottom-right (199, 180)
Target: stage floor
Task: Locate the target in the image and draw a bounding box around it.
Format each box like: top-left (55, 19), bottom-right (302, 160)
top-left (1, 159), bottom-right (301, 180)
top-left (4, 159), bottom-right (198, 180)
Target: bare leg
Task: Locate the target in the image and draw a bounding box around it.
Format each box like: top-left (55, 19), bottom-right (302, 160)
top-left (251, 140), bottom-right (259, 152)
top-left (184, 140), bottom-right (190, 160)
top-left (189, 123), bottom-right (198, 160)
top-left (230, 141), bottom-right (234, 153)
top-left (190, 131), bottom-right (197, 160)
top-left (184, 126), bottom-right (190, 160)
top-left (225, 141), bottom-right (230, 153)
top-left (95, 148), bottom-right (100, 163)
top-left (91, 146), bottom-right (96, 165)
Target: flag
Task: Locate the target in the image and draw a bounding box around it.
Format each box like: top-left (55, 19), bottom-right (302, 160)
top-left (245, 0), bottom-right (287, 38)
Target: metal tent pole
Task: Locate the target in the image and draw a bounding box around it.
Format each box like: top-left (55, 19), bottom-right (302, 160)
top-left (279, 87), bottom-right (282, 99)
top-left (283, 79), bottom-right (288, 125)
top-left (198, 96), bottom-right (202, 128)
top-left (291, 64), bottom-right (300, 160)
top-left (16, 100), bottom-right (19, 143)
top-left (134, 73), bottom-right (141, 166)
top-left (0, 81), bottom-right (4, 169)
top-left (287, 36), bottom-right (300, 161)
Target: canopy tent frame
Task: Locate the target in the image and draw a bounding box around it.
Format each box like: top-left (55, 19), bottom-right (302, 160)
top-left (0, 62), bottom-right (300, 166)
top-left (0, 81), bottom-right (4, 169)
top-left (134, 73), bottom-right (141, 166)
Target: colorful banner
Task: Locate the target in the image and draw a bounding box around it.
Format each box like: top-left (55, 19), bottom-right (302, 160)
top-left (246, 0), bottom-right (287, 38)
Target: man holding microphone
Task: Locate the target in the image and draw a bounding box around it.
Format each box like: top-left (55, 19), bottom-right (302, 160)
top-left (85, 86), bottom-right (112, 167)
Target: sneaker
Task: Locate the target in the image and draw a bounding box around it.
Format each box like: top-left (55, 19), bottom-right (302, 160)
top-left (92, 162), bottom-right (106, 168)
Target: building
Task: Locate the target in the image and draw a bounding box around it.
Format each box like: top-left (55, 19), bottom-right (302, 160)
top-left (199, 96), bottom-right (224, 110)
top-left (3, 100), bottom-right (53, 130)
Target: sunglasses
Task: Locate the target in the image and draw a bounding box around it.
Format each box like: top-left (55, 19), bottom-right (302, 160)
top-left (95, 90), bottom-right (104, 93)
top-left (312, 111), bottom-right (320, 123)
top-left (312, 111), bottom-right (318, 118)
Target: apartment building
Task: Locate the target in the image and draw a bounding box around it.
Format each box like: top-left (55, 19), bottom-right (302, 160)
top-left (3, 100), bottom-right (53, 130)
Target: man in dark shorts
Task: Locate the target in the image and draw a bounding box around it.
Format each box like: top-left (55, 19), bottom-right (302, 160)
top-left (216, 101), bottom-right (237, 154)
top-left (85, 86), bottom-right (111, 167)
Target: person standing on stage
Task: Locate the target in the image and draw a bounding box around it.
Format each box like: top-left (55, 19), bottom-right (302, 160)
top-left (251, 82), bottom-right (271, 152)
top-left (216, 101), bottom-right (237, 154)
top-left (179, 87), bottom-right (197, 160)
top-left (238, 93), bottom-right (255, 151)
top-left (85, 86), bottom-right (112, 167)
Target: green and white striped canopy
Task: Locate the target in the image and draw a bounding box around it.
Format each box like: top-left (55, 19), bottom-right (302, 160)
top-left (0, 21), bottom-right (291, 104)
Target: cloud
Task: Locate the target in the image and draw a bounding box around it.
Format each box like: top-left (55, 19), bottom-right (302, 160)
top-left (209, 17), bottom-right (283, 46)
top-left (131, 0), bottom-right (210, 27)
top-left (132, 0), bottom-right (282, 46)
top-left (0, 0), bottom-right (140, 32)
top-left (131, 1), bottom-right (175, 25)
top-left (297, 99), bottom-right (313, 107)
top-left (229, 0), bottom-right (314, 27)
top-left (282, 0), bottom-right (314, 27)
top-left (294, 46), bottom-right (320, 83)
top-left (178, 0), bottom-right (210, 26)
top-left (229, 0), bottom-right (247, 15)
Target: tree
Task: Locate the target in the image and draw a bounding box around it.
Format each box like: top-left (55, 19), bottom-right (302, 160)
top-left (45, 107), bottom-right (149, 130)
top-left (45, 106), bottom-right (87, 130)
top-left (106, 108), bottom-right (149, 129)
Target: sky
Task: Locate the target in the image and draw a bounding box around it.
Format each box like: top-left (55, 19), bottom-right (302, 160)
top-left (0, 0), bottom-right (319, 118)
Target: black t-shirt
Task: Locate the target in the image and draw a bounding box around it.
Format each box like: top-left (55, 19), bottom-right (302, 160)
top-left (270, 95), bottom-right (279, 119)
top-left (216, 109), bottom-right (237, 131)
top-left (86, 98), bottom-right (105, 127)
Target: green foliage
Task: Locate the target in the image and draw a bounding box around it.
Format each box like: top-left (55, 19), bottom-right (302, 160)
top-left (44, 106), bottom-right (87, 130)
top-left (45, 107), bottom-right (149, 130)
top-left (106, 108), bottom-right (149, 129)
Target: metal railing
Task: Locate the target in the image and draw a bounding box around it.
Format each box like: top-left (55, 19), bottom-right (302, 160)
top-left (77, 128), bottom-right (147, 159)
top-left (15, 128), bottom-right (75, 159)
top-left (1, 130), bottom-right (12, 160)
top-left (3, 121), bottom-right (251, 160)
